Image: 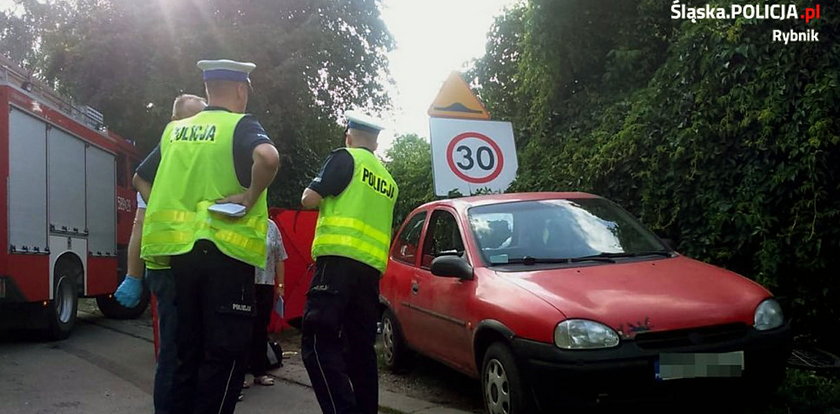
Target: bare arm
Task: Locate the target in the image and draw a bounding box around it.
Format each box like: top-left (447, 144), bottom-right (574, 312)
top-left (125, 208), bottom-right (146, 279)
top-left (133, 174), bottom-right (152, 204)
top-left (247, 143), bottom-right (281, 205)
top-left (301, 188), bottom-right (323, 209)
top-left (275, 260), bottom-right (285, 298)
top-left (219, 143), bottom-right (280, 209)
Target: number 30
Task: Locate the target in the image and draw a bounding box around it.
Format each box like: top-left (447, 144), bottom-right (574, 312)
top-left (456, 145), bottom-right (495, 171)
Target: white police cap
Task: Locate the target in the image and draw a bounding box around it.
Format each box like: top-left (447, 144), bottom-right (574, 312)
top-left (345, 110), bottom-right (384, 135)
top-left (197, 59), bottom-right (256, 83)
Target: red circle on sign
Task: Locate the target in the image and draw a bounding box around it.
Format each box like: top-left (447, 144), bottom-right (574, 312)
top-left (446, 132), bottom-right (505, 184)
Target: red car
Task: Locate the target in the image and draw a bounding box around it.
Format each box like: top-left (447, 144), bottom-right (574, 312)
top-left (379, 192), bottom-right (791, 412)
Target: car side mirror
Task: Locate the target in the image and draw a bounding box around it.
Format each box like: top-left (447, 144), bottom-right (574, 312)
top-left (430, 255), bottom-right (474, 281)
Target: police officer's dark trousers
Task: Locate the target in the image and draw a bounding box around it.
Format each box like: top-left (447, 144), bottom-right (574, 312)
top-left (146, 268), bottom-right (178, 414)
top-left (170, 240), bottom-right (255, 414)
top-left (302, 255), bottom-right (380, 414)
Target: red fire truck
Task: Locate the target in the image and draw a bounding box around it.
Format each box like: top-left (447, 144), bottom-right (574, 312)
top-left (0, 56), bottom-right (148, 340)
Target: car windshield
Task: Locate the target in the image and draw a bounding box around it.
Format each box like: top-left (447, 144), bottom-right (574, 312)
top-left (468, 198), bottom-right (669, 266)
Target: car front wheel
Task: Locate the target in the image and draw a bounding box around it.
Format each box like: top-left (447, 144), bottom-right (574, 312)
top-left (380, 309), bottom-right (411, 372)
top-left (482, 342), bottom-right (535, 414)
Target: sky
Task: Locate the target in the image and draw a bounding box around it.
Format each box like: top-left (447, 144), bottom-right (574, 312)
top-left (0, 0), bottom-right (520, 151)
top-left (377, 0), bottom-right (520, 150)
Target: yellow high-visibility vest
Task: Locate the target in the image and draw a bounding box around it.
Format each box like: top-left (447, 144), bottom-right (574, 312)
top-left (141, 110), bottom-right (268, 268)
top-left (311, 148), bottom-right (398, 273)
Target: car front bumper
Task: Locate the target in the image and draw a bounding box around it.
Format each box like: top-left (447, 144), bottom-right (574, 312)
top-left (511, 322), bottom-right (792, 401)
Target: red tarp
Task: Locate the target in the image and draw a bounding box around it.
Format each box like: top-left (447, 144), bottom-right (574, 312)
top-left (268, 208), bottom-right (318, 332)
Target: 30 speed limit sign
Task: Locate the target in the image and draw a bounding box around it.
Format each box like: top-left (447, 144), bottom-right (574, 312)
top-left (430, 118), bottom-right (518, 196)
top-left (446, 132), bottom-right (504, 183)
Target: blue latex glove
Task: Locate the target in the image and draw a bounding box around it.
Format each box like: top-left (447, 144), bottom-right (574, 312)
top-left (114, 275), bottom-right (143, 308)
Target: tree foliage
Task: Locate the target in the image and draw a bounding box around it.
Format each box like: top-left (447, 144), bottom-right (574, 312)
top-left (1, 0), bottom-right (394, 207)
top-left (384, 133), bottom-right (434, 227)
top-left (472, 0), bottom-right (840, 345)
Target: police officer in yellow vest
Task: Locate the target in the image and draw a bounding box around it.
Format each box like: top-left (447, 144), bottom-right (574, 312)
top-left (134, 59), bottom-right (279, 414)
top-left (300, 111), bottom-right (398, 414)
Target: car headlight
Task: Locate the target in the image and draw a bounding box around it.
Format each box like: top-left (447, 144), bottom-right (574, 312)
top-left (754, 298), bottom-right (784, 331)
top-left (554, 319), bottom-right (620, 349)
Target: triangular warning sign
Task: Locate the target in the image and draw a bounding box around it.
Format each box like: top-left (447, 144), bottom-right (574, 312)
top-left (428, 72), bottom-right (490, 120)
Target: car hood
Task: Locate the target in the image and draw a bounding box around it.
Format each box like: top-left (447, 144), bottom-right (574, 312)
top-left (500, 256), bottom-right (771, 338)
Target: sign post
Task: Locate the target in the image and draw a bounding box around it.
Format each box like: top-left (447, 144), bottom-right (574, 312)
top-left (428, 72), bottom-right (517, 196)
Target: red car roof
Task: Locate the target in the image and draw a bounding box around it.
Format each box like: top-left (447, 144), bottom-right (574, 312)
top-left (416, 191), bottom-right (601, 211)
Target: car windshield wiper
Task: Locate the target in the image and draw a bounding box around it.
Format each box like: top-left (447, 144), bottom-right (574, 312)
top-left (573, 251), bottom-right (673, 261)
top-left (493, 256), bottom-right (570, 266)
top-left (604, 251), bottom-right (672, 258)
top-left (568, 254), bottom-right (616, 263)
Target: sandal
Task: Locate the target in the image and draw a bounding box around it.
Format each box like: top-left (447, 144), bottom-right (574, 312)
top-left (253, 375), bottom-right (275, 386)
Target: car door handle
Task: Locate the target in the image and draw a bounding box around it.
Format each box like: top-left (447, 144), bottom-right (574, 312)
top-left (411, 281), bottom-right (419, 295)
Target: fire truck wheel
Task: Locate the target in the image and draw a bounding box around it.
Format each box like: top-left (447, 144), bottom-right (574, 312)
top-left (46, 273), bottom-right (78, 340)
top-left (96, 281), bottom-right (149, 319)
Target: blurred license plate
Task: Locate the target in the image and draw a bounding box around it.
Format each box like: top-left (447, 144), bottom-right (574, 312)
top-left (655, 351), bottom-right (744, 381)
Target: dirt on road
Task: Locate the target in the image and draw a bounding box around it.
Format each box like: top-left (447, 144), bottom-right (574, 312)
top-left (78, 299), bottom-right (483, 412)
top-left (272, 328), bottom-right (484, 413)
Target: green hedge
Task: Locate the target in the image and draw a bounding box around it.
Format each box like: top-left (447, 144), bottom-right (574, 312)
top-left (475, 0), bottom-right (840, 346)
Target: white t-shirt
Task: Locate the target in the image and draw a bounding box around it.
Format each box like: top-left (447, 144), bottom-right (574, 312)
top-left (136, 192), bottom-right (147, 209)
top-left (255, 220), bottom-right (288, 285)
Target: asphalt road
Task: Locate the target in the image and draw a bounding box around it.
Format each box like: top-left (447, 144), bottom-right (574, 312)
top-left (0, 300), bottom-right (323, 414)
top-left (6, 299), bottom-right (813, 414)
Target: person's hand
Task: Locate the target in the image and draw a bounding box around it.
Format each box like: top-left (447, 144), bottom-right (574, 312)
top-left (217, 191), bottom-right (256, 210)
top-left (275, 283), bottom-right (285, 299)
top-left (114, 275), bottom-right (143, 307)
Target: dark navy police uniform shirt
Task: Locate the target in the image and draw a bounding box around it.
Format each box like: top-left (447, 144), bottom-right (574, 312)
top-left (308, 148), bottom-right (375, 197)
top-left (136, 107), bottom-right (273, 188)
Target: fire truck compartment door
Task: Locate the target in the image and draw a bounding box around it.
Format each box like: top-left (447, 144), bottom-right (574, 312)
top-left (8, 108), bottom-right (48, 253)
top-left (85, 146), bottom-right (116, 256)
top-left (47, 126), bottom-right (86, 235)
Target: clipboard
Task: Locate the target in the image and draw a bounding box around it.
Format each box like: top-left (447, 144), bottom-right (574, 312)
top-left (208, 203), bottom-right (247, 218)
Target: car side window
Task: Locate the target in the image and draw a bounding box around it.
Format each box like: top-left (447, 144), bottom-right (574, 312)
top-left (393, 211), bottom-right (427, 265)
top-left (421, 210), bottom-right (465, 268)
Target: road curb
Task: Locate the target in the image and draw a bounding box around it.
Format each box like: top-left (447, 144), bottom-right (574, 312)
top-left (269, 355), bottom-right (473, 414)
